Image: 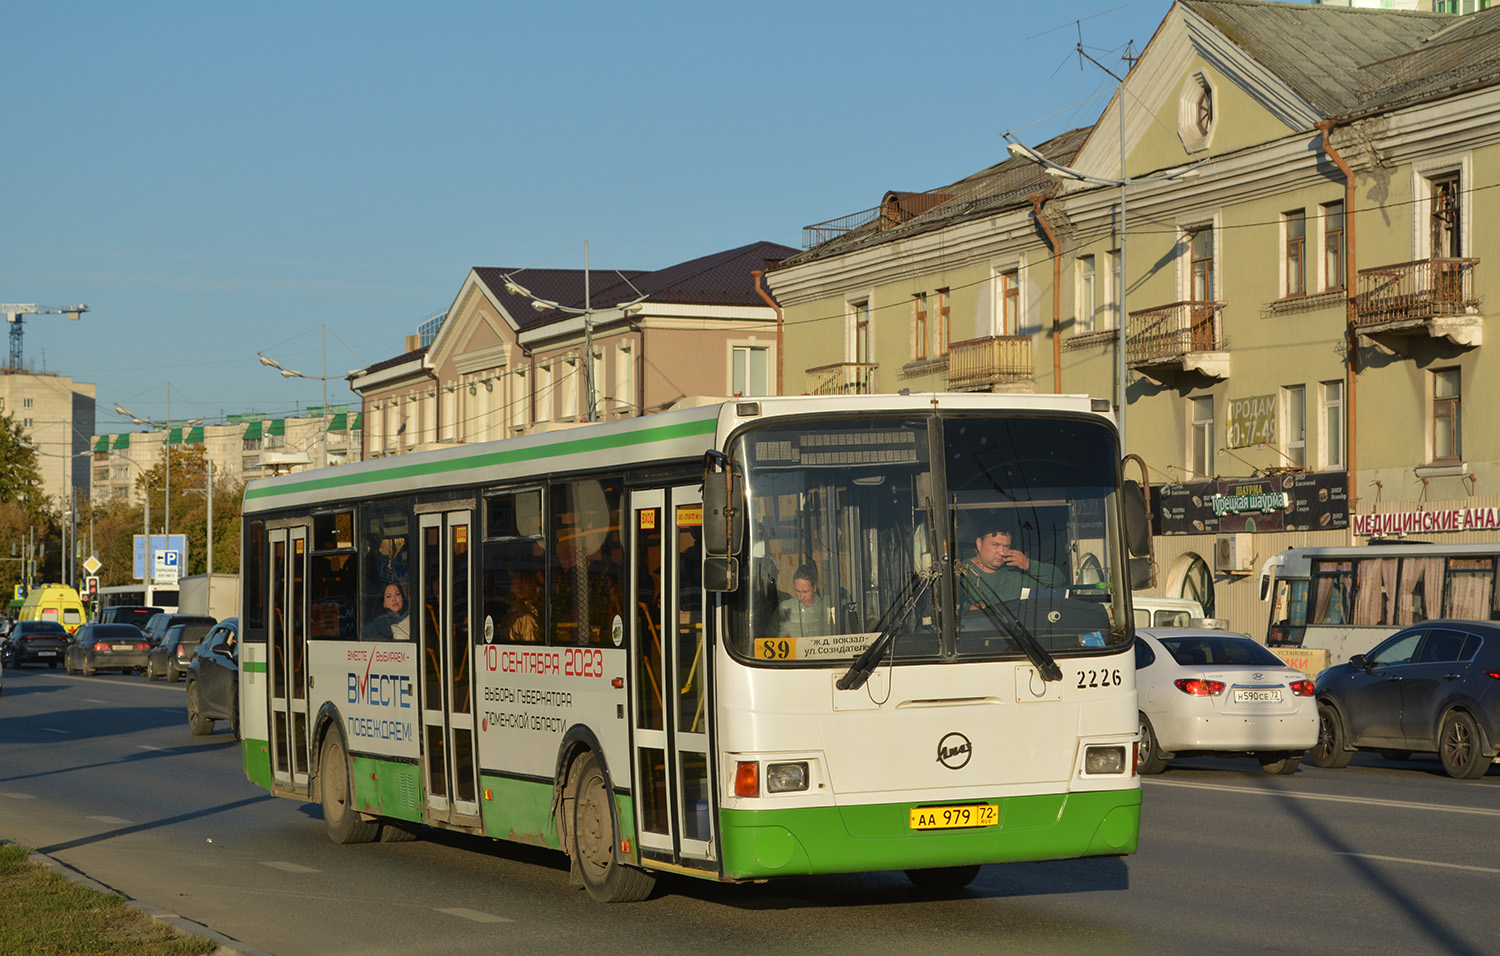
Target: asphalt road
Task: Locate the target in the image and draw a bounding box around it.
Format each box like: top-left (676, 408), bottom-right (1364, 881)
top-left (2, 664), bottom-right (1496, 956)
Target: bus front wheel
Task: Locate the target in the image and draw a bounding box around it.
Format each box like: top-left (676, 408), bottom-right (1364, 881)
top-left (566, 751), bottom-right (655, 903)
top-left (320, 732), bottom-right (380, 844)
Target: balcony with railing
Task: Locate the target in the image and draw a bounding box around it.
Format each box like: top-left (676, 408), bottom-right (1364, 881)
top-left (1356, 258), bottom-right (1483, 348)
top-left (1126, 300), bottom-right (1229, 381)
top-left (946, 335), bottom-right (1032, 390)
top-left (805, 362), bottom-right (878, 396)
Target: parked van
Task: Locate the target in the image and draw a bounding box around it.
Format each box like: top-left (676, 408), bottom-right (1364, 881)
top-left (18, 584), bottom-right (89, 634)
top-left (1133, 595), bottom-right (1225, 630)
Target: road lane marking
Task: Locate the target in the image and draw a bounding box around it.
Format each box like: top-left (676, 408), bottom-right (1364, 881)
top-left (437, 908), bottom-right (513, 923)
top-left (1, 793), bottom-right (37, 800)
top-left (84, 698), bottom-right (108, 704)
top-left (1336, 853), bottom-right (1500, 875)
top-left (262, 861), bottom-right (318, 873)
top-left (1145, 778), bottom-right (1500, 817)
top-left (43, 728), bottom-right (68, 734)
top-left (137, 745), bottom-right (166, 751)
top-left (88, 816), bottom-right (130, 825)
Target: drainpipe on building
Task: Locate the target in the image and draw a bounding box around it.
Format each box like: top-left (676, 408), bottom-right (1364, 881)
top-left (752, 270), bottom-right (783, 396)
top-left (1316, 120), bottom-right (1358, 507)
top-left (1029, 194), bottom-right (1063, 393)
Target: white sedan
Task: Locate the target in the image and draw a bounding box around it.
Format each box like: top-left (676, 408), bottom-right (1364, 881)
top-left (1135, 628), bottom-right (1318, 774)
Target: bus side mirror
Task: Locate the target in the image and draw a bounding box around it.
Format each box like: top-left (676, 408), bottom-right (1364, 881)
top-left (1130, 556), bottom-right (1153, 591)
top-left (703, 451), bottom-right (742, 593)
top-left (1122, 479), bottom-right (1150, 558)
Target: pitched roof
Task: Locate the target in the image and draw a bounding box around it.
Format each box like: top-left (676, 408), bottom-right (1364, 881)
top-left (1181, 0), bottom-right (1454, 117)
top-left (776, 126), bottom-right (1090, 268)
top-left (474, 240), bottom-right (797, 327)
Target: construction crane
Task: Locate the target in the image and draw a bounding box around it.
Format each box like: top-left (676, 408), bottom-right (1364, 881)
top-left (0, 304), bottom-right (89, 371)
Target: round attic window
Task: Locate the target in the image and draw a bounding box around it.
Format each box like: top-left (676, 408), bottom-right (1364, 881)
top-left (1178, 72), bottom-right (1216, 152)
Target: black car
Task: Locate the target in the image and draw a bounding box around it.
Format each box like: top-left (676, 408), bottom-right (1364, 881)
top-left (141, 613), bottom-right (216, 648)
top-left (147, 623), bottom-right (215, 682)
top-left (1312, 619), bottom-right (1500, 779)
top-left (186, 618), bottom-right (239, 737)
top-left (98, 605), bottom-right (164, 631)
top-left (64, 623), bottom-right (153, 676)
top-left (3, 620), bottom-right (69, 668)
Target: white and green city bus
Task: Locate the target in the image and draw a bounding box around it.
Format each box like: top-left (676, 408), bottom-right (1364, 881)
top-left (238, 393), bottom-right (1147, 901)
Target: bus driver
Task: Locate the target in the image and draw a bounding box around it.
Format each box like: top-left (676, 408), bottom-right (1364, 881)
top-left (967, 524), bottom-right (1062, 605)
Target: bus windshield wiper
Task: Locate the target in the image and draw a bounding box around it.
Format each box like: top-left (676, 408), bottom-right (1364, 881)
top-left (837, 568), bottom-right (938, 692)
top-left (955, 564), bottom-right (1063, 682)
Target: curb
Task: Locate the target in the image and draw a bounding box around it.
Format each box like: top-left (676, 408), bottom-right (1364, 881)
top-left (7, 841), bottom-right (276, 956)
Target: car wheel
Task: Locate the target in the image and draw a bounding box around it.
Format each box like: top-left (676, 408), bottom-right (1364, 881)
top-left (64, 657), bottom-right (75, 675)
top-left (1138, 712), bottom-right (1168, 774)
top-left (166, 662), bottom-right (179, 682)
top-left (186, 681), bottom-right (215, 736)
top-left (1312, 702), bottom-right (1353, 769)
top-left (379, 822), bottom-right (419, 843)
top-left (1258, 752), bottom-right (1301, 775)
top-left (82, 660), bottom-right (95, 678)
top-left (1438, 711), bottom-right (1492, 779)
top-left (320, 731), bottom-right (379, 844)
top-left (905, 865), bottom-right (982, 891)
top-left (567, 751), bottom-right (655, 902)
top-left (147, 659), bottom-right (161, 681)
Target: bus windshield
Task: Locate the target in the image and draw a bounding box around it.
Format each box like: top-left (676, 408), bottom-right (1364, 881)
top-left (731, 414), bottom-right (1128, 664)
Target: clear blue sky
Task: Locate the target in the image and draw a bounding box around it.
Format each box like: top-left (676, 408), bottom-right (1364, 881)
top-left (4, 0), bottom-right (1186, 430)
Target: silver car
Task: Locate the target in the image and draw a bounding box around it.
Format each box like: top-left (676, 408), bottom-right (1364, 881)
top-left (1135, 628), bottom-right (1318, 774)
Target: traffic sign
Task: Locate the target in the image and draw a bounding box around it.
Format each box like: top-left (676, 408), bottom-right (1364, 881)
top-left (154, 549), bottom-right (181, 585)
top-left (83, 555), bottom-right (102, 575)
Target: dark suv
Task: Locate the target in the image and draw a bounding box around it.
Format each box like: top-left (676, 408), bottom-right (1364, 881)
top-left (147, 622), bottom-right (215, 682)
top-left (141, 613), bottom-right (216, 648)
top-left (3, 620), bottom-right (69, 668)
top-left (1312, 619), bottom-right (1500, 778)
top-left (98, 606), bottom-right (164, 631)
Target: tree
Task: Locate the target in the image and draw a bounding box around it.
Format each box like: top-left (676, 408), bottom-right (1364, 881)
top-left (0, 412), bottom-right (43, 506)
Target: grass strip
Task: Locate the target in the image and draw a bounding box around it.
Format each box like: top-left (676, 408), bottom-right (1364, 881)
top-left (0, 843), bottom-right (217, 956)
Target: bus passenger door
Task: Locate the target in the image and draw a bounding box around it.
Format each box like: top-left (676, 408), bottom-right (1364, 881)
top-left (418, 510), bottom-right (481, 827)
top-left (268, 526), bottom-right (311, 789)
top-left (630, 487), bottom-right (715, 871)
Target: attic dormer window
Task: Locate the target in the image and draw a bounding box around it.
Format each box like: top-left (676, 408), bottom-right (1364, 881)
top-left (1179, 72), bottom-right (1216, 152)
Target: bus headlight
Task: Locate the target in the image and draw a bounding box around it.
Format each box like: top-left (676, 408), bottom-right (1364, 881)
top-left (765, 762), bottom-right (809, 793)
top-left (1084, 746), bottom-right (1127, 775)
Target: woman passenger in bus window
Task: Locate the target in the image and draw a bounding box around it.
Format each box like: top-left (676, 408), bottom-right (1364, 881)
top-left (363, 583), bottom-right (410, 641)
top-left (779, 564), bottom-right (833, 638)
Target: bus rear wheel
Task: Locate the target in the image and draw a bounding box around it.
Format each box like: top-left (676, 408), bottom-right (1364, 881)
top-left (320, 732), bottom-right (379, 844)
top-left (567, 752), bottom-right (654, 903)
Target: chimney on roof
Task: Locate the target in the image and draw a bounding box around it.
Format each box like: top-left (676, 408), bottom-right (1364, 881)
top-left (405, 334), bottom-right (419, 352)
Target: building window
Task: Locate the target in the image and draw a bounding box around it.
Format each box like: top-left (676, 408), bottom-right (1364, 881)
top-left (1320, 380), bottom-right (1344, 470)
top-left (1430, 173), bottom-right (1461, 258)
top-left (612, 341), bottom-right (634, 415)
top-left (1077, 255), bottom-right (1096, 334)
top-left (1190, 396), bottom-right (1215, 479)
top-left (936, 289), bottom-right (951, 355)
top-left (1323, 201), bottom-right (1345, 291)
top-left (1178, 73), bottom-right (1216, 151)
top-left (996, 269), bottom-right (1019, 336)
top-left (1282, 384), bottom-right (1306, 469)
top-left (22, 397), bottom-right (33, 408)
top-left (1284, 211), bottom-right (1306, 297)
top-left (850, 299), bottom-right (872, 364)
top-left (1189, 228), bottom-right (1214, 301)
top-left (1108, 249), bottom-right (1121, 331)
top-left (731, 345), bottom-right (769, 397)
top-left (1433, 368), bottom-right (1461, 462)
top-left (912, 293), bottom-right (928, 361)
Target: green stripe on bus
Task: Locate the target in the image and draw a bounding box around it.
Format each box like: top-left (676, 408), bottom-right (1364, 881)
top-left (717, 788), bottom-right (1140, 880)
top-left (244, 738), bottom-right (273, 791)
top-left (244, 416), bottom-right (719, 501)
top-left (242, 660), bottom-right (268, 673)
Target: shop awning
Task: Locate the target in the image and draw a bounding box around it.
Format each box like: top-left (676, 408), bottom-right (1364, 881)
top-left (268, 419), bottom-right (286, 437)
top-left (186, 426), bottom-right (204, 445)
top-left (94, 435), bottom-right (110, 452)
top-left (243, 421), bottom-right (263, 440)
top-left (112, 434), bottom-right (130, 450)
top-left (351, 413), bottom-right (363, 432)
top-left (327, 412), bottom-right (348, 432)
top-left (166, 427), bottom-right (183, 446)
